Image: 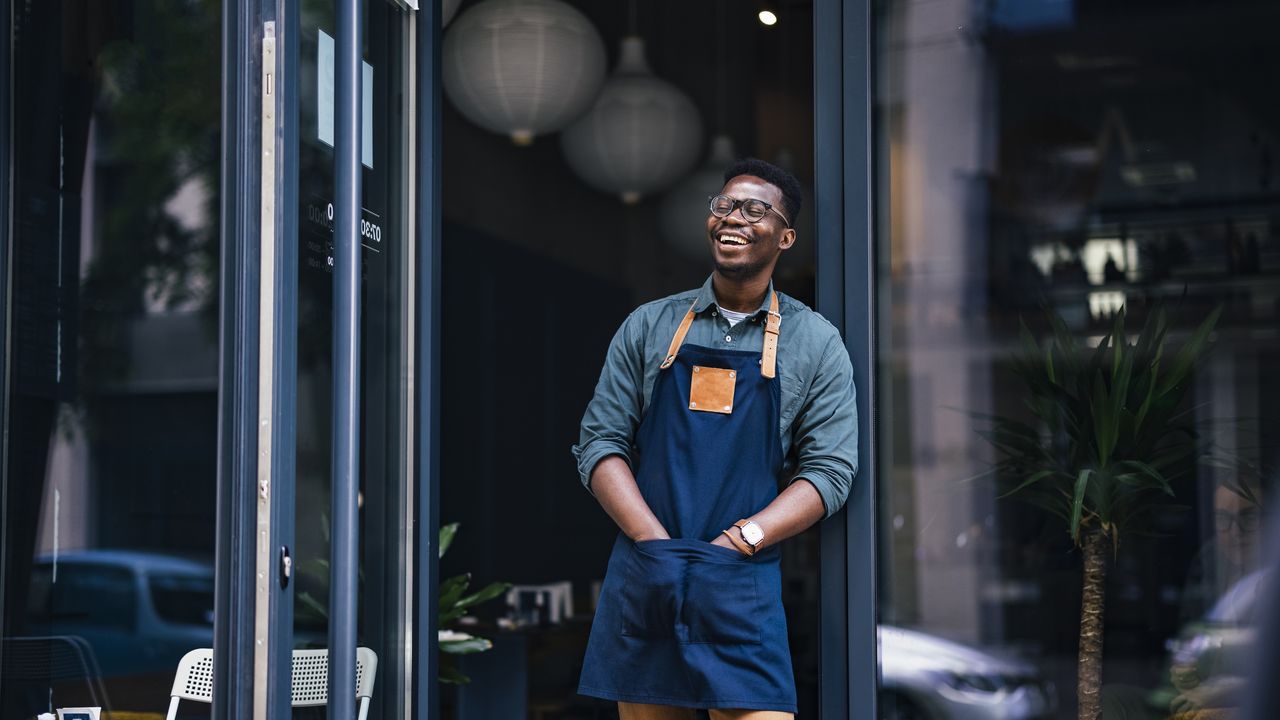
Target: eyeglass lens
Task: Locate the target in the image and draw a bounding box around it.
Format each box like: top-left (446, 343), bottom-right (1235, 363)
top-left (710, 195), bottom-right (769, 222)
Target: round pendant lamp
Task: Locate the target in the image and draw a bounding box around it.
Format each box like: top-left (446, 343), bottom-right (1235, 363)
top-left (659, 134), bottom-right (737, 261)
top-left (561, 36), bottom-right (703, 204)
top-left (442, 0), bottom-right (606, 145)
top-left (443, 0), bottom-right (462, 26)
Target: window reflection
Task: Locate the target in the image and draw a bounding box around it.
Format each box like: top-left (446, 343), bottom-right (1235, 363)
top-left (1, 0), bottom-right (220, 716)
top-left (877, 0), bottom-right (1278, 718)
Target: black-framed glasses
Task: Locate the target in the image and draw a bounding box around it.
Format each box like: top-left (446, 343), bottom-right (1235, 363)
top-left (1215, 509), bottom-right (1261, 533)
top-left (708, 194), bottom-right (791, 227)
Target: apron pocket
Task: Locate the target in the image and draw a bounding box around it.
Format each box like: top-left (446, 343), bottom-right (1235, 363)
top-left (619, 542), bottom-right (681, 639)
top-left (684, 557), bottom-right (762, 645)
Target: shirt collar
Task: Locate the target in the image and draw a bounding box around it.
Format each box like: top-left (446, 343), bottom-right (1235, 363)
top-left (692, 275), bottom-right (777, 317)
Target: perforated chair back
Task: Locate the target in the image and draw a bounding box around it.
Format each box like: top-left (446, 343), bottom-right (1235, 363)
top-left (168, 648), bottom-right (215, 703)
top-left (165, 646), bottom-right (377, 720)
top-left (290, 647), bottom-right (378, 718)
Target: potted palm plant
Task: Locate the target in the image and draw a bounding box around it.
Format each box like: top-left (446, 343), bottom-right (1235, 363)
top-left (437, 522), bottom-right (511, 684)
top-left (295, 520), bottom-right (509, 684)
top-left (981, 304), bottom-right (1220, 720)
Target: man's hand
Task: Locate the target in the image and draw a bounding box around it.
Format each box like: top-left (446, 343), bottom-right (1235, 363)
top-left (711, 531), bottom-right (748, 555)
top-left (590, 456), bottom-right (670, 542)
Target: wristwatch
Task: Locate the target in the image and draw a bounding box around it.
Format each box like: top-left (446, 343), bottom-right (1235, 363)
top-left (734, 520), bottom-right (765, 552)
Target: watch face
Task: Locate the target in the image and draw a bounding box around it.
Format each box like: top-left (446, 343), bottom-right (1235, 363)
top-left (741, 522), bottom-right (764, 546)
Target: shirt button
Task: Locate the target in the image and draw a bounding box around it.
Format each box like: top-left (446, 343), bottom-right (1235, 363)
top-left (725, 335), bottom-right (733, 343)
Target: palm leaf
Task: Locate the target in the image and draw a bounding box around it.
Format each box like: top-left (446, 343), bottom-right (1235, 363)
top-left (1154, 305), bottom-right (1222, 399)
top-left (1070, 468), bottom-right (1092, 542)
top-left (439, 522), bottom-right (460, 559)
top-left (440, 635), bottom-right (494, 655)
top-left (998, 469), bottom-right (1060, 499)
top-left (457, 581), bottom-right (512, 610)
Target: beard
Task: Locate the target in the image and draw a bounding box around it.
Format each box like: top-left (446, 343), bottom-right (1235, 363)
top-left (713, 251), bottom-right (778, 281)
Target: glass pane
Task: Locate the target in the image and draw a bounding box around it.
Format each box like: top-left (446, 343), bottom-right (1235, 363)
top-left (876, 2), bottom-right (1278, 719)
top-left (1, 0), bottom-right (221, 717)
top-left (294, 1), bottom-right (410, 718)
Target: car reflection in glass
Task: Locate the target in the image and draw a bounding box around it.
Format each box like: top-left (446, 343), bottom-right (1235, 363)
top-left (26, 550), bottom-right (215, 678)
top-left (880, 625), bottom-right (1057, 720)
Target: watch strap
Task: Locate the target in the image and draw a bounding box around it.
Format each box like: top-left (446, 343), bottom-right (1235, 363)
top-left (721, 528), bottom-right (754, 556)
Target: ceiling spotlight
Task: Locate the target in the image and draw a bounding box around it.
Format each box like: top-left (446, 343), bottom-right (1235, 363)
top-left (758, 9), bottom-right (778, 26)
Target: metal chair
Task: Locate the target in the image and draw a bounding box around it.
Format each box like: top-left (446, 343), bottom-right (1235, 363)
top-left (0, 635), bottom-right (112, 715)
top-left (165, 646), bottom-right (377, 720)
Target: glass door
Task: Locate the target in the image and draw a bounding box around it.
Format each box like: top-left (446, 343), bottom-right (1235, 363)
top-left (290, 1), bottom-right (414, 717)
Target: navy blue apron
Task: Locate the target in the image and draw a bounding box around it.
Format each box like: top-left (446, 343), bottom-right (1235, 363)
top-left (579, 294), bottom-right (797, 713)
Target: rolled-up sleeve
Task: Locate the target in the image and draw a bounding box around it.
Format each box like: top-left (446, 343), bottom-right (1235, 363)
top-left (571, 312), bottom-right (646, 493)
top-left (791, 334), bottom-right (859, 517)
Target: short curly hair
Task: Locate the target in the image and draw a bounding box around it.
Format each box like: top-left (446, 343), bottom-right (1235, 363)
top-left (722, 158), bottom-right (803, 226)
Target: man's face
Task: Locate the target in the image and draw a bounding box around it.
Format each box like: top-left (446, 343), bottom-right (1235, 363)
top-left (1214, 485), bottom-right (1262, 569)
top-left (705, 174), bottom-right (796, 280)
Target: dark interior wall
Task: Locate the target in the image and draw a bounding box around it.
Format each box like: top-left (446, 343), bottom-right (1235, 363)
top-left (438, 224), bottom-right (631, 595)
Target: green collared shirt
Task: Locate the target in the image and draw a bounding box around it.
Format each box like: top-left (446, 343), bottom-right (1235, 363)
top-left (572, 276), bottom-right (858, 517)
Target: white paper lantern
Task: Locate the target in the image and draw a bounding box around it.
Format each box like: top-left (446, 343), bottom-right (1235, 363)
top-left (660, 134), bottom-right (737, 260)
top-left (442, 0), bottom-right (606, 145)
top-left (561, 36), bottom-right (703, 204)
top-left (443, 0), bottom-right (462, 26)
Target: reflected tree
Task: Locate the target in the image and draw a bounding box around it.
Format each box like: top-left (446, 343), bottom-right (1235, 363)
top-left (79, 0), bottom-right (220, 396)
top-left (979, 305), bottom-right (1220, 720)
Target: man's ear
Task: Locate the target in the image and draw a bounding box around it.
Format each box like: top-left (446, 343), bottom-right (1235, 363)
top-left (779, 228), bottom-right (797, 250)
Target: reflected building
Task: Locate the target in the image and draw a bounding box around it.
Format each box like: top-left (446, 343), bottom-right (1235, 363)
top-left (878, 0), bottom-right (1278, 718)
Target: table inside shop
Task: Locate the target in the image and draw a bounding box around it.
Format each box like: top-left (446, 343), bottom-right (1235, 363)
top-left (453, 617), bottom-right (595, 720)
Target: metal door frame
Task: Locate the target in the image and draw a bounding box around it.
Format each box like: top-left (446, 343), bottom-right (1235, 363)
top-left (411, 1), bottom-right (442, 717)
top-left (815, 0), bottom-right (878, 716)
top-left (216, 0), bottom-right (299, 717)
top-left (0, 0), bottom-right (12, 648)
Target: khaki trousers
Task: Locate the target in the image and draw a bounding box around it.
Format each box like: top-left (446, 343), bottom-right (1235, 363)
top-left (618, 702), bottom-right (794, 720)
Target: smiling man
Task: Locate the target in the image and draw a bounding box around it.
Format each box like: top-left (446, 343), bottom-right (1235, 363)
top-left (572, 158), bottom-right (859, 719)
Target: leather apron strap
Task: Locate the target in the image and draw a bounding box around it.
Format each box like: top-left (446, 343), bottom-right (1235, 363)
top-left (761, 291), bottom-right (781, 379)
top-left (659, 300), bottom-right (699, 371)
top-left (659, 291), bottom-right (780, 378)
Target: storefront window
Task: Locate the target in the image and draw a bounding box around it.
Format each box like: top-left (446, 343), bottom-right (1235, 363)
top-left (1, 0), bottom-right (221, 716)
top-left (876, 1), bottom-right (1278, 718)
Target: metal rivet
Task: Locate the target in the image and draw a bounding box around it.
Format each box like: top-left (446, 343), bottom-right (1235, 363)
top-left (725, 335), bottom-right (733, 342)
top-left (723, 405), bottom-right (731, 411)
top-left (694, 367), bottom-right (700, 372)
top-left (729, 372), bottom-right (735, 379)
top-left (690, 402), bottom-right (697, 408)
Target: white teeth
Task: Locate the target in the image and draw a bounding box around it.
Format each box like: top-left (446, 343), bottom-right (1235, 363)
top-left (718, 234), bottom-right (748, 245)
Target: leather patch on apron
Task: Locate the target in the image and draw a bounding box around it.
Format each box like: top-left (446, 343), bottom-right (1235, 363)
top-left (689, 365), bottom-right (736, 414)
